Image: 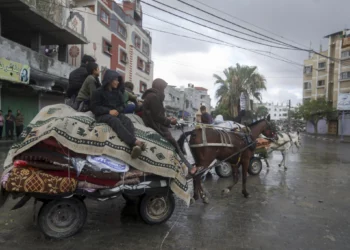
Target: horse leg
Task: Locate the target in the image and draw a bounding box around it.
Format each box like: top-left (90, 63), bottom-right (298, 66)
top-left (283, 152), bottom-right (288, 170)
top-left (193, 176), bottom-right (200, 201)
top-left (222, 164), bottom-right (240, 194)
top-left (197, 176), bottom-right (209, 204)
top-left (278, 151), bottom-right (283, 167)
top-left (241, 158), bottom-right (250, 198)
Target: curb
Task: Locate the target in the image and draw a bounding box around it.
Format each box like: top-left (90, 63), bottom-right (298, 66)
top-left (301, 133), bottom-right (350, 143)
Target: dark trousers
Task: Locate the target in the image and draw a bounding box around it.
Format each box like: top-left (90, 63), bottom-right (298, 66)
top-left (235, 110), bottom-right (246, 124)
top-left (16, 125), bottom-right (24, 138)
top-left (6, 124), bottom-right (14, 139)
top-left (0, 126), bottom-right (3, 139)
top-left (97, 114), bottom-right (136, 147)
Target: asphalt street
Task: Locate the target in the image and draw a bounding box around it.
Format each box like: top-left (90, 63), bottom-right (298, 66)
top-left (0, 130), bottom-right (349, 250)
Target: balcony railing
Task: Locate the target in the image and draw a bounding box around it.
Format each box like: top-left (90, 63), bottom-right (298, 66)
top-left (23, 0), bottom-right (68, 27)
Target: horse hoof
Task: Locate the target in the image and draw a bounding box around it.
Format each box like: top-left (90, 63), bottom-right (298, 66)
top-left (242, 190), bottom-right (250, 198)
top-left (222, 188), bottom-right (230, 194)
top-left (202, 197), bottom-right (210, 204)
top-left (190, 198), bottom-right (196, 205)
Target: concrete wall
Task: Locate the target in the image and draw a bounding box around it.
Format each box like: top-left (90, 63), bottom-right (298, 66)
top-left (306, 119), bottom-right (328, 134)
top-left (0, 36), bottom-right (75, 85)
top-left (338, 114), bottom-right (350, 136)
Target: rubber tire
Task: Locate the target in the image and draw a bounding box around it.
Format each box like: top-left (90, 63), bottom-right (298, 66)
top-left (38, 198), bottom-right (87, 239)
top-left (215, 162), bottom-right (233, 178)
top-left (139, 193), bottom-right (176, 225)
top-left (248, 157), bottom-right (263, 176)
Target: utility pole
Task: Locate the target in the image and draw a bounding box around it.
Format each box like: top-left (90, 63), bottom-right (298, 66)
top-left (288, 99), bottom-right (291, 132)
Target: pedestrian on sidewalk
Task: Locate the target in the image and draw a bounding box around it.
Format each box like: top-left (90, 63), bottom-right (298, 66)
top-left (5, 110), bottom-right (15, 140)
top-left (15, 109), bottom-right (24, 139)
top-left (0, 110), bottom-right (4, 139)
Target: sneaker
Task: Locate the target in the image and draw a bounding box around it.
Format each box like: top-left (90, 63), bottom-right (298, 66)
top-left (131, 145), bottom-right (142, 159)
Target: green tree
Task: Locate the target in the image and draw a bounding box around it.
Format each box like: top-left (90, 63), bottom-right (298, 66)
top-left (212, 103), bottom-right (232, 120)
top-left (297, 99), bottom-right (334, 134)
top-left (255, 106), bottom-right (269, 119)
top-left (214, 64), bottom-right (266, 117)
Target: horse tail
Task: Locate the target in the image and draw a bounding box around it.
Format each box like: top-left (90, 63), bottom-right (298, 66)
top-left (177, 130), bottom-right (193, 154)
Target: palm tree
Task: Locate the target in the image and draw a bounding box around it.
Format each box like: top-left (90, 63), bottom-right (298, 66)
top-left (214, 63), bottom-right (266, 117)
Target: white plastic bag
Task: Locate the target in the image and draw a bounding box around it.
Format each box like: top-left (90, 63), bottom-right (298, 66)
top-left (87, 155), bottom-right (130, 173)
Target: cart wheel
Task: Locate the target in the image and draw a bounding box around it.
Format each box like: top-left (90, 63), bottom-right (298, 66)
top-left (139, 193), bottom-right (175, 225)
top-left (248, 157), bottom-right (263, 176)
top-left (215, 162), bottom-right (232, 178)
top-left (122, 193), bottom-right (140, 204)
top-left (38, 198), bottom-right (87, 239)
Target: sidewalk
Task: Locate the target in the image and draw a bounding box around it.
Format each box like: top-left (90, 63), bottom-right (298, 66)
top-left (0, 139), bottom-right (15, 147)
top-left (301, 133), bottom-right (350, 143)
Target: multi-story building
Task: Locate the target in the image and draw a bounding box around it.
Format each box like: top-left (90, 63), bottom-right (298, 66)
top-left (303, 29), bottom-right (350, 135)
top-left (164, 83), bottom-right (211, 121)
top-left (69, 0), bottom-right (153, 96)
top-left (0, 0), bottom-right (87, 129)
top-left (255, 102), bottom-right (291, 121)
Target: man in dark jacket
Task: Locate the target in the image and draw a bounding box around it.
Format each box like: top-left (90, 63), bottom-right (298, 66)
top-left (200, 106), bottom-right (213, 124)
top-left (142, 78), bottom-right (198, 175)
top-left (91, 69), bottom-right (146, 159)
top-left (67, 54), bottom-right (96, 99)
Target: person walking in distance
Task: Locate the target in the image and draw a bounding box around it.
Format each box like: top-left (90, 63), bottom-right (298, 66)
top-left (0, 110), bottom-right (4, 139)
top-left (15, 109), bottom-right (24, 139)
top-left (5, 110), bottom-right (15, 140)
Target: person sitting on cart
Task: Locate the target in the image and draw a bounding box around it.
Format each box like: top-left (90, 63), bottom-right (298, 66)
top-left (200, 106), bottom-right (213, 124)
top-left (142, 78), bottom-right (200, 176)
top-left (75, 62), bottom-right (101, 111)
top-left (91, 69), bottom-right (146, 159)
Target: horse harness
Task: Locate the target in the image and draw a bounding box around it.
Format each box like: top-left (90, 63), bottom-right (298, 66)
top-left (189, 126), bottom-right (256, 152)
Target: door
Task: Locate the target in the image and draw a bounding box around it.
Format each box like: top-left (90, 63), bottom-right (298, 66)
top-left (328, 120), bottom-right (338, 135)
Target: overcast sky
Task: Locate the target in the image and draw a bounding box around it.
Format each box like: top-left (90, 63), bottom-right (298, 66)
top-left (140, 0), bottom-right (349, 107)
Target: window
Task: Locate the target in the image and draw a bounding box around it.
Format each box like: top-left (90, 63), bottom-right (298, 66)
top-left (85, 5), bottom-right (95, 12)
top-left (135, 35), bottom-right (141, 49)
top-left (137, 57), bottom-right (144, 70)
top-left (120, 49), bottom-right (127, 64)
top-left (341, 71), bottom-right (350, 80)
top-left (317, 80), bottom-right (325, 87)
top-left (102, 38), bottom-right (112, 56)
top-left (304, 66), bottom-right (312, 74)
top-left (283, 113), bottom-right (287, 117)
top-left (100, 8), bottom-right (110, 25)
top-left (145, 62), bottom-right (150, 74)
top-left (118, 22), bottom-right (127, 39)
top-left (142, 41), bottom-right (150, 56)
top-left (139, 81), bottom-right (147, 93)
top-left (274, 114), bottom-right (276, 116)
top-left (318, 62), bottom-right (326, 69)
top-left (304, 82), bottom-right (311, 90)
top-left (341, 51), bottom-right (350, 58)
top-left (279, 114), bottom-right (281, 116)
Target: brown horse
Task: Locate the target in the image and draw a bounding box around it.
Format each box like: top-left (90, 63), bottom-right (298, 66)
top-left (178, 115), bottom-right (275, 203)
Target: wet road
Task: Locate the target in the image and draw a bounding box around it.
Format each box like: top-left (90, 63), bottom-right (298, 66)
top-left (0, 134), bottom-right (350, 250)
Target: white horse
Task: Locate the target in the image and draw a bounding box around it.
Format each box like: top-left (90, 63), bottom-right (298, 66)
top-left (263, 132), bottom-right (301, 169)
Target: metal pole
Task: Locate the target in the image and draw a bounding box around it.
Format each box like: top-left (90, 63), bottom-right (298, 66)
top-left (341, 111), bottom-right (344, 141)
top-left (288, 99), bottom-right (291, 132)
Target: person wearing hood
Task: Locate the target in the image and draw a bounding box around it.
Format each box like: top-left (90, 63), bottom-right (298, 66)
top-left (91, 69), bottom-right (146, 159)
top-left (142, 78), bottom-right (199, 176)
top-left (67, 54), bottom-right (96, 100)
top-left (75, 62), bottom-right (101, 111)
top-left (123, 81), bottom-right (138, 114)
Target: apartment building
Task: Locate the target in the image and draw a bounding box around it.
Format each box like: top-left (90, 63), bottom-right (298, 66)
top-left (68, 0), bottom-right (153, 96)
top-left (303, 29), bottom-right (350, 135)
top-left (0, 0), bottom-right (87, 129)
top-left (255, 102), bottom-right (291, 121)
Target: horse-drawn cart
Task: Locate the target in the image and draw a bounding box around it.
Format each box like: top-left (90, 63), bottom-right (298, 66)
top-left (214, 138), bottom-right (271, 178)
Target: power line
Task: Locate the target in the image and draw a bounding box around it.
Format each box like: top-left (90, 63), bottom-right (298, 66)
top-left (188, 0), bottom-right (310, 49)
top-left (143, 0), bottom-right (292, 48)
top-left (141, 1), bottom-right (298, 50)
top-left (143, 15), bottom-right (304, 67)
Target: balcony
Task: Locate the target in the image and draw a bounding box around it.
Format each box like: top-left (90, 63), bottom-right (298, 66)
top-left (0, 35), bottom-right (76, 90)
top-left (0, 0), bottom-right (87, 46)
